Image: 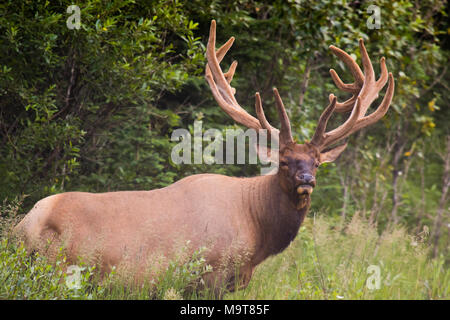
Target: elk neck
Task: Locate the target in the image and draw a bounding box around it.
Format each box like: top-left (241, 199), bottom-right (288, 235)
top-left (243, 172), bottom-right (310, 265)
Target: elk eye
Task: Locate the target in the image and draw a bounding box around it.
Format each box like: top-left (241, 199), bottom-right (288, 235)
top-left (280, 161), bottom-right (288, 168)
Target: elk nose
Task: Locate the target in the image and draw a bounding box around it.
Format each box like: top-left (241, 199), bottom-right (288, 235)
top-left (296, 173), bottom-right (316, 187)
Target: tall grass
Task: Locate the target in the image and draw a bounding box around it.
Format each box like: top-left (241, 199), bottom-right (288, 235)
top-left (0, 236), bottom-right (215, 299)
top-left (0, 198), bottom-right (213, 300)
top-left (226, 213), bottom-right (448, 300)
top-left (1, 197), bottom-right (448, 299)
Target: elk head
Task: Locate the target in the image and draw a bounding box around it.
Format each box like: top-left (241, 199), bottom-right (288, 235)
top-left (205, 20), bottom-right (394, 208)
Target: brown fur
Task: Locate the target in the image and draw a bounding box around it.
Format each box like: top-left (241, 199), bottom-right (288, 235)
top-left (14, 142), bottom-right (338, 293)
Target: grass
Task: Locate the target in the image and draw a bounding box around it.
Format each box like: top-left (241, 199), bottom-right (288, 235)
top-left (0, 198), bottom-right (448, 300)
top-left (226, 213), bottom-right (449, 300)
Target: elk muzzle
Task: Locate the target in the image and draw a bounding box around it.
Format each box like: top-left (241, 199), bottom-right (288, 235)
top-left (295, 173), bottom-right (316, 195)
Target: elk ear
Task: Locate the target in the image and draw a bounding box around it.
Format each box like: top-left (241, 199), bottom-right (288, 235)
top-left (320, 143), bottom-right (347, 164)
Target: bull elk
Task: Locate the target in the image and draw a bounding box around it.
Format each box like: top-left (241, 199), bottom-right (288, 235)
top-left (14, 20), bottom-right (394, 295)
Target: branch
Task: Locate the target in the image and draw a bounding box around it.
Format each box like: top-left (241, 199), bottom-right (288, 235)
top-left (299, 56), bottom-right (313, 108)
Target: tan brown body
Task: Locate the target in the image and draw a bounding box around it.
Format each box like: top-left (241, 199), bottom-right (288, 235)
top-left (15, 173), bottom-right (308, 290)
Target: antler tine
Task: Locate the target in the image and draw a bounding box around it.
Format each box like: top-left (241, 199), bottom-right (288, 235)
top-left (210, 36), bottom-right (237, 85)
top-left (206, 20), bottom-right (295, 147)
top-left (324, 72), bottom-right (394, 147)
top-left (206, 38), bottom-right (237, 91)
top-left (310, 94), bottom-right (337, 146)
top-left (376, 57), bottom-right (389, 89)
top-left (273, 88), bottom-right (294, 145)
top-left (206, 21), bottom-right (236, 104)
top-left (255, 89), bottom-right (295, 147)
top-left (359, 39), bottom-right (375, 83)
top-left (345, 72), bottom-right (394, 134)
top-left (328, 45), bottom-right (364, 113)
top-left (311, 40), bottom-right (395, 151)
top-left (329, 45), bottom-right (364, 85)
top-left (255, 93), bottom-right (273, 131)
top-left (224, 61), bottom-right (237, 85)
top-left (205, 20), bottom-right (262, 130)
top-left (311, 95), bottom-right (362, 148)
top-left (330, 69), bottom-right (360, 92)
top-left (215, 36), bottom-right (235, 64)
top-left (319, 97), bottom-right (363, 147)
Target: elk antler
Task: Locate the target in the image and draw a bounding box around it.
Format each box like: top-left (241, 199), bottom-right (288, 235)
top-left (311, 39), bottom-right (395, 151)
top-left (205, 20), bottom-right (294, 146)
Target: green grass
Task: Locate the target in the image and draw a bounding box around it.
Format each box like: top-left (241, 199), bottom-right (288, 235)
top-left (0, 236), bottom-right (213, 300)
top-left (226, 213), bottom-right (449, 300)
top-left (0, 210), bottom-right (448, 300)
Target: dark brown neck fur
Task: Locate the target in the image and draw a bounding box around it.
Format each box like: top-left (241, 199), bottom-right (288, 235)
top-left (244, 173), bottom-right (310, 266)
